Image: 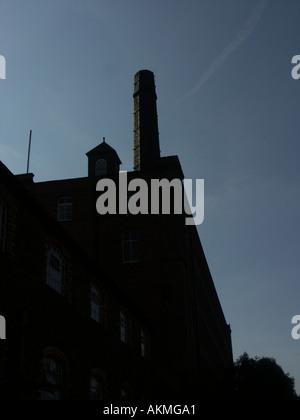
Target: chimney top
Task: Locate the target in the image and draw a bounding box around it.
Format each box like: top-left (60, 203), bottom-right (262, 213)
top-left (133, 70), bottom-right (160, 171)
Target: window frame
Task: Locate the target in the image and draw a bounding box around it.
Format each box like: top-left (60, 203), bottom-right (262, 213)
top-left (46, 245), bottom-right (65, 295)
top-left (41, 355), bottom-right (65, 400)
top-left (122, 231), bottom-right (139, 263)
top-left (89, 375), bottom-right (103, 400)
top-left (89, 369), bottom-right (107, 401)
top-left (57, 197), bottom-right (72, 222)
top-left (120, 310), bottom-right (128, 344)
top-left (141, 328), bottom-right (149, 359)
top-left (90, 284), bottom-right (102, 324)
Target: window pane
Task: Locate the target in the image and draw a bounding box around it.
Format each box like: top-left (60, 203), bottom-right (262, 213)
top-left (50, 254), bottom-right (60, 271)
top-left (90, 376), bottom-right (103, 400)
top-left (91, 285), bottom-right (101, 323)
top-left (91, 302), bottom-right (100, 322)
top-left (57, 198), bottom-right (72, 222)
top-left (47, 247), bottom-right (65, 294)
top-left (41, 356), bottom-right (64, 400)
top-left (43, 357), bottom-right (62, 386)
top-left (122, 231), bottom-right (139, 263)
top-left (120, 311), bottom-right (128, 343)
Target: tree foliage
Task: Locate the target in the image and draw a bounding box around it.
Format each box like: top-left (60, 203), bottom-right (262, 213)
top-left (234, 352), bottom-right (299, 400)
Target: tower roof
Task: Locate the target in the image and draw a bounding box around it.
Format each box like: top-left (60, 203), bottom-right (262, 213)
top-left (86, 138), bottom-right (121, 164)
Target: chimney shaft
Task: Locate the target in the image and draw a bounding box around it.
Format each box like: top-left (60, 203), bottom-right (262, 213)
top-left (133, 70), bottom-right (160, 171)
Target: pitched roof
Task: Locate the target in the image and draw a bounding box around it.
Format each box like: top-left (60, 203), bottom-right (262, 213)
top-left (86, 139), bottom-right (121, 164)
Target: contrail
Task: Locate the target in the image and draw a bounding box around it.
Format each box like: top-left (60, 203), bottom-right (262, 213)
top-left (184, 0), bottom-right (269, 100)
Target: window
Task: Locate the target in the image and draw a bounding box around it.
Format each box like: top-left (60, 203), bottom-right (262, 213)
top-left (120, 311), bottom-right (128, 343)
top-left (89, 369), bottom-right (107, 400)
top-left (41, 356), bottom-right (64, 400)
top-left (0, 197), bottom-right (7, 251)
top-left (141, 329), bottom-right (149, 359)
top-left (57, 197), bottom-right (72, 222)
top-left (90, 285), bottom-right (101, 323)
top-left (89, 375), bottom-right (103, 400)
top-left (46, 246), bottom-right (65, 295)
top-left (95, 159), bottom-right (107, 176)
top-left (122, 231), bottom-right (139, 263)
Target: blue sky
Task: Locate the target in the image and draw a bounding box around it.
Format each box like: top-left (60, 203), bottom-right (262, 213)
top-left (1, 0), bottom-right (300, 394)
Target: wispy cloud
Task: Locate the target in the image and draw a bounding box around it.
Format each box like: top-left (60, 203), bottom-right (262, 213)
top-left (183, 0), bottom-right (268, 100)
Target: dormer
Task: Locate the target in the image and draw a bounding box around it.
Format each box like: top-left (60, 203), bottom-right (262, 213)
top-left (86, 138), bottom-right (122, 177)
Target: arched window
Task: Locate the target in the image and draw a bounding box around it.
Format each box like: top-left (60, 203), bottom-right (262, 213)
top-left (46, 245), bottom-right (65, 295)
top-left (141, 328), bottom-right (149, 359)
top-left (120, 310), bottom-right (128, 344)
top-left (95, 159), bottom-right (107, 176)
top-left (0, 196), bottom-right (7, 251)
top-left (89, 369), bottom-right (107, 400)
top-left (41, 352), bottom-right (67, 400)
top-left (89, 375), bottom-right (103, 400)
top-left (90, 284), bottom-right (102, 324)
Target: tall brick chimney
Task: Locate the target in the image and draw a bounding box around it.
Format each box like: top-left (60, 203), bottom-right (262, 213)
top-left (133, 70), bottom-right (161, 171)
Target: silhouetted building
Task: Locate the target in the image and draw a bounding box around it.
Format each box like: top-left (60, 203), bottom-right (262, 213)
top-left (0, 70), bottom-right (233, 400)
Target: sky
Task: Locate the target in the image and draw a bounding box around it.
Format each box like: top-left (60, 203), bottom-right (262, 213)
top-left (0, 0), bottom-right (300, 394)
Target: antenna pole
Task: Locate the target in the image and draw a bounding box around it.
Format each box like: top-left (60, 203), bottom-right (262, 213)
top-left (26, 129), bottom-right (32, 174)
